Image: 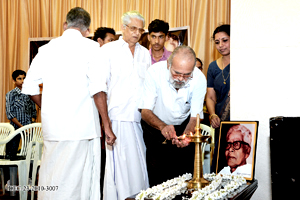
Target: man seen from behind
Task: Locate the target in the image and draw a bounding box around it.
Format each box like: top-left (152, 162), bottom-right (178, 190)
top-left (22, 7), bottom-right (116, 200)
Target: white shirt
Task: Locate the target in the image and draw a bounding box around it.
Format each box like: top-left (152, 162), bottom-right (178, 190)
top-left (22, 29), bottom-right (103, 141)
top-left (139, 61), bottom-right (207, 125)
top-left (97, 37), bottom-right (151, 122)
top-left (219, 163), bottom-right (252, 178)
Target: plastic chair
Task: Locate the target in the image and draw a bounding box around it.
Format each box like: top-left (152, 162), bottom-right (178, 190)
top-left (0, 123), bottom-right (15, 156)
top-left (22, 141), bottom-right (37, 200)
top-left (200, 124), bottom-right (215, 166)
top-left (30, 141), bottom-right (43, 200)
top-left (0, 123), bottom-right (43, 200)
top-left (0, 123), bottom-right (15, 195)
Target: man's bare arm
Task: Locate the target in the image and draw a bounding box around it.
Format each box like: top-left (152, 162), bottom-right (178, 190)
top-left (183, 117), bottom-right (197, 135)
top-left (11, 118), bottom-right (23, 128)
top-left (29, 94), bottom-right (42, 108)
top-left (93, 92), bottom-right (116, 145)
top-left (141, 109), bottom-right (176, 140)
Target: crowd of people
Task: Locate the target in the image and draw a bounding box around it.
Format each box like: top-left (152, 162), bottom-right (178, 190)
top-left (5, 6), bottom-right (231, 200)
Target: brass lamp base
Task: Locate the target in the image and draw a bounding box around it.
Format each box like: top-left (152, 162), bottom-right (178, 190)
top-left (186, 177), bottom-right (210, 190)
top-left (186, 113), bottom-right (211, 191)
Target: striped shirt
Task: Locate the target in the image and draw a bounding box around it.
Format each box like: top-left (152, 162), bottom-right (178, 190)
top-left (6, 87), bottom-right (37, 129)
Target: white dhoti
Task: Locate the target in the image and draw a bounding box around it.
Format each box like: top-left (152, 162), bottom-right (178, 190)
top-left (103, 121), bottom-right (149, 200)
top-left (38, 138), bottom-right (101, 200)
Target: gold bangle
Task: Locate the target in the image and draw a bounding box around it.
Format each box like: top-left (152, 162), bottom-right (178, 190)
top-left (209, 114), bottom-right (218, 120)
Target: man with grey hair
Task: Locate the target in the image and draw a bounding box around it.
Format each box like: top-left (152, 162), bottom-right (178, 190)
top-left (22, 7), bottom-right (116, 199)
top-left (96, 10), bottom-right (151, 200)
top-left (139, 45), bottom-right (207, 186)
top-left (219, 124), bottom-right (252, 177)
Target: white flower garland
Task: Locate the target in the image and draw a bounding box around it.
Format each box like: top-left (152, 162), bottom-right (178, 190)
top-left (135, 173), bottom-right (192, 200)
top-left (135, 173), bottom-right (247, 200)
top-left (190, 173), bottom-right (247, 200)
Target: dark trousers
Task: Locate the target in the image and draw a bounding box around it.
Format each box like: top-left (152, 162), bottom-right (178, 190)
top-left (5, 134), bottom-right (21, 158)
top-left (141, 117), bottom-right (195, 187)
top-left (4, 134), bottom-right (21, 183)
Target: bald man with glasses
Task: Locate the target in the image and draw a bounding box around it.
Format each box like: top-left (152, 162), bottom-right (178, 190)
top-left (139, 45), bottom-right (207, 187)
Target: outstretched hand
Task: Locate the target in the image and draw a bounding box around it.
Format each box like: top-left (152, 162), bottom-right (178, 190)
top-left (172, 134), bottom-right (191, 148)
top-left (160, 125), bottom-right (177, 141)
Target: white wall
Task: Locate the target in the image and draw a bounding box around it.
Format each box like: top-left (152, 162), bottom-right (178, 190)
top-left (231, 1), bottom-right (300, 199)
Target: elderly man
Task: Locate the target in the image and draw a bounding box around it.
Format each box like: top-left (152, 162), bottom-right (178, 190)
top-left (22, 7), bottom-right (116, 199)
top-left (148, 19), bottom-right (171, 64)
top-left (219, 125), bottom-right (252, 177)
top-left (139, 45), bottom-right (207, 186)
top-left (97, 11), bottom-right (151, 200)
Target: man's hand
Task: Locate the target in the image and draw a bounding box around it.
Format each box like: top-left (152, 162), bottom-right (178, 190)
top-left (172, 134), bottom-right (191, 148)
top-left (171, 116), bottom-right (196, 148)
top-left (141, 109), bottom-right (178, 141)
top-left (93, 92), bottom-right (116, 146)
top-left (160, 124), bottom-right (176, 140)
top-left (104, 126), bottom-right (117, 146)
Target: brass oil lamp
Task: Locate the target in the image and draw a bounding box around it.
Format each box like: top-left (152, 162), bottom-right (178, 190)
top-left (186, 114), bottom-right (211, 190)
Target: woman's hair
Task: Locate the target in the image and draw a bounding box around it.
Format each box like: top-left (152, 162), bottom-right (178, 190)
top-left (212, 24), bottom-right (230, 39)
top-left (121, 10), bottom-right (145, 27)
top-left (196, 57), bottom-right (203, 67)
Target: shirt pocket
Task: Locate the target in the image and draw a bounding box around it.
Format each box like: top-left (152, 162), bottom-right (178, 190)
top-left (181, 102), bottom-right (191, 114)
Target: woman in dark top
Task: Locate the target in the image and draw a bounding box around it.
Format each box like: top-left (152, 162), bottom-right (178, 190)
top-left (206, 24), bottom-right (230, 129)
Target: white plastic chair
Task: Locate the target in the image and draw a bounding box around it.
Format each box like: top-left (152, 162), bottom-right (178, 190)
top-left (200, 124), bottom-right (215, 166)
top-left (0, 123), bottom-right (15, 156)
top-left (0, 123), bottom-right (15, 195)
top-left (0, 123), bottom-right (43, 200)
top-left (30, 141), bottom-right (43, 200)
top-left (22, 141), bottom-right (37, 200)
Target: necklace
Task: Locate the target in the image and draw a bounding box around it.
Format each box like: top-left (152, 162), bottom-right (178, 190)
top-left (222, 57), bottom-right (230, 84)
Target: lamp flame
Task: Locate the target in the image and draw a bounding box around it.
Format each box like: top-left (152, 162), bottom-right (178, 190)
top-left (178, 133), bottom-right (186, 140)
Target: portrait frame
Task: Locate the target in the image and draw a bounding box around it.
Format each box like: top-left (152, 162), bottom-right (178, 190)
top-left (216, 121), bottom-right (258, 181)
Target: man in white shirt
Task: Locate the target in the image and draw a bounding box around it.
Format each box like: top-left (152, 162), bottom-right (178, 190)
top-left (22, 7), bottom-right (116, 199)
top-left (218, 125), bottom-right (252, 178)
top-left (139, 45), bottom-right (207, 186)
top-left (96, 11), bottom-right (151, 200)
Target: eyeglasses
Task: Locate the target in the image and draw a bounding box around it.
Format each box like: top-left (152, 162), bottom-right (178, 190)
top-left (170, 67), bottom-right (193, 80)
top-left (225, 141), bottom-right (249, 151)
top-left (125, 24), bottom-right (145, 34)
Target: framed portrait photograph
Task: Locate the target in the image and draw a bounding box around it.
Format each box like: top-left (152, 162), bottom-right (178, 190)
top-left (216, 121), bottom-right (258, 181)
